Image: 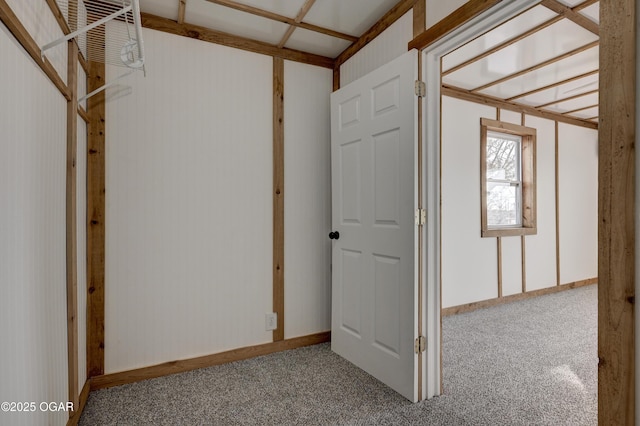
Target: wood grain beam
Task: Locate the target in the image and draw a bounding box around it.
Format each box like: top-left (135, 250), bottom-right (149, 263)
top-left (177, 0), bottom-right (186, 24)
top-left (408, 0), bottom-right (502, 51)
top-left (335, 0), bottom-right (416, 67)
top-left (470, 40), bottom-right (599, 93)
top-left (562, 103), bottom-right (598, 115)
top-left (413, 0), bottom-right (425, 37)
top-left (272, 57), bottom-right (285, 342)
top-left (0, 0), bottom-right (71, 100)
top-left (66, 39), bottom-right (79, 419)
top-left (540, 0), bottom-right (599, 35)
top-left (86, 59), bottom-right (106, 378)
top-left (535, 89), bottom-right (598, 108)
top-left (442, 85), bottom-right (598, 130)
top-left (277, 0), bottom-right (315, 48)
top-left (204, 0), bottom-right (357, 42)
top-left (141, 13), bottom-right (334, 69)
top-left (554, 121), bottom-right (560, 287)
top-left (506, 69), bottom-right (599, 102)
top-left (598, 0), bottom-right (635, 423)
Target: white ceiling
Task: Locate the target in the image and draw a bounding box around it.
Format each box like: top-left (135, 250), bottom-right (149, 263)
top-left (442, 1), bottom-right (600, 124)
top-left (136, 0), bottom-right (600, 124)
top-left (139, 0), bottom-right (399, 58)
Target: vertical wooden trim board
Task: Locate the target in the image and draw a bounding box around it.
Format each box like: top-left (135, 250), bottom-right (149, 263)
top-left (554, 121), bottom-right (560, 286)
top-left (272, 57), bottom-right (285, 342)
top-left (413, 0), bottom-right (425, 37)
top-left (66, 40), bottom-right (79, 415)
top-left (497, 237), bottom-right (503, 297)
top-left (521, 112), bottom-right (526, 294)
top-left (87, 60), bottom-right (106, 377)
top-left (333, 63), bottom-right (340, 92)
top-left (520, 236), bottom-right (526, 293)
top-left (598, 0), bottom-right (635, 424)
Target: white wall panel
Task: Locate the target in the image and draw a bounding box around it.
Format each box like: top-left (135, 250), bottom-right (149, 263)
top-left (77, 119), bottom-right (88, 390)
top-left (441, 96), bottom-right (499, 307)
top-left (105, 28), bottom-right (273, 373)
top-left (0, 22), bottom-right (68, 426)
top-left (523, 115), bottom-right (557, 290)
top-left (501, 237), bottom-right (522, 296)
top-left (558, 123), bottom-right (598, 283)
top-left (6, 0), bottom-right (68, 84)
top-left (340, 11), bottom-right (412, 87)
top-left (499, 109), bottom-right (521, 125)
top-left (283, 61), bottom-right (332, 339)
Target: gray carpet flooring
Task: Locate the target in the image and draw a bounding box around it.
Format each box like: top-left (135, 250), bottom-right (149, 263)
top-left (80, 285), bottom-right (597, 425)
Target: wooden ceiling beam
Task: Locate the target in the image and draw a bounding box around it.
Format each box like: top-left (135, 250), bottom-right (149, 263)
top-left (277, 0), bottom-right (315, 48)
top-left (204, 0), bottom-right (357, 43)
top-left (535, 88), bottom-right (598, 108)
top-left (506, 69), bottom-right (599, 101)
top-left (408, 0), bottom-right (502, 51)
top-left (336, 0), bottom-right (416, 67)
top-left (562, 103), bottom-right (598, 115)
top-left (443, 14), bottom-right (562, 76)
top-left (442, 84), bottom-right (598, 130)
top-left (471, 40), bottom-right (599, 93)
top-left (178, 0), bottom-right (186, 24)
top-left (540, 0), bottom-right (598, 35)
top-left (141, 12), bottom-right (334, 69)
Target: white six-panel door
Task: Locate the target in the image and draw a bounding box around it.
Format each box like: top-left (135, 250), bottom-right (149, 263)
top-left (330, 49), bottom-right (418, 402)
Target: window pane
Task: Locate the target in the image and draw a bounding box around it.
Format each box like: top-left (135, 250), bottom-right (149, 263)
top-left (486, 133), bottom-right (520, 181)
top-left (487, 182), bottom-right (519, 226)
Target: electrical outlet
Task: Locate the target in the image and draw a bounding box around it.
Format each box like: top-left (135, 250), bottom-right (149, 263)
top-left (265, 312), bottom-right (277, 331)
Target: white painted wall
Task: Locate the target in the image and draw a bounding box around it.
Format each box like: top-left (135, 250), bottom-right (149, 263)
top-left (283, 60), bottom-right (332, 339)
top-left (558, 123), bottom-right (598, 283)
top-left (441, 96), bottom-right (499, 307)
top-left (104, 26), bottom-right (330, 372)
top-left (0, 21), bottom-right (69, 426)
top-left (105, 28), bottom-right (273, 372)
top-left (441, 96), bottom-right (597, 308)
top-left (340, 11), bottom-right (413, 87)
top-left (523, 115), bottom-right (558, 291)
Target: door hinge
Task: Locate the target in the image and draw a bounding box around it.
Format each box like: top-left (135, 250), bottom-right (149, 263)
top-left (415, 80), bottom-right (426, 97)
top-left (415, 208), bottom-right (426, 226)
top-left (414, 336), bottom-right (426, 354)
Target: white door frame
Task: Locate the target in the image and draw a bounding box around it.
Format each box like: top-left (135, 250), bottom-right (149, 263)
top-left (421, 0), bottom-right (542, 399)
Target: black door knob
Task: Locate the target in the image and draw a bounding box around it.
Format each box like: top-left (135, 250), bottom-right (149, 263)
top-left (329, 231), bottom-right (340, 240)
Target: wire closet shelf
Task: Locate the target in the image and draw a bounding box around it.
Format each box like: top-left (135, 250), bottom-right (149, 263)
top-left (42, 0), bottom-right (146, 102)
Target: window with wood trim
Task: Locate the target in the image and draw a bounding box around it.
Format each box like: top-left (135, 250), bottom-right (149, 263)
top-left (480, 118), bottom-right (536, 237)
